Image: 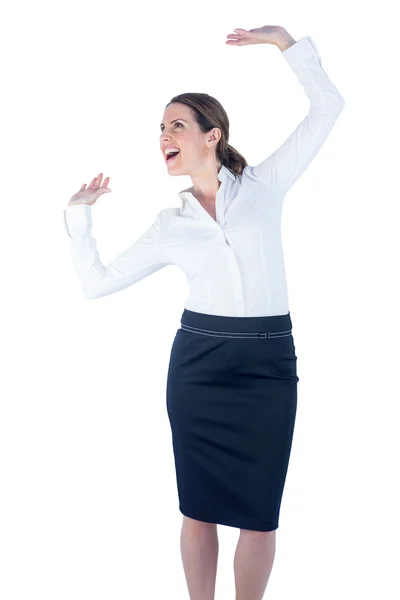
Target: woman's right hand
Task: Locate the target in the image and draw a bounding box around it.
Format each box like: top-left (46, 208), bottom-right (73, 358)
top-left (68, 172), bottom-right (112, 207)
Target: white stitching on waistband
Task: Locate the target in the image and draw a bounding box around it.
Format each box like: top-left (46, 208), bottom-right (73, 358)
top-left (180, 323), bottom-right (292, 339)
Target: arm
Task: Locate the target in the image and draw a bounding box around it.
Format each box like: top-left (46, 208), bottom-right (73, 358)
top-left (275, 29), bottom-right (297, 52)
top-left (63, 204), bottom-right (168, 299)
top-left (251, 33), bottom-right (345, 193)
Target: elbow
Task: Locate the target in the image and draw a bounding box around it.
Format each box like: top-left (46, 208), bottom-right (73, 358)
top-left (334, 92), bottom-right (345, 110)
top-left (326, 95), bottom-right (345, 121)
top-left (82, 284), bottom-right (99, 300)
top-left (335, 97), bottom-right (346, 120)
top-left (84, 291), bottom-right (99, 300)
top-left (82, 273), bottom-right (102, 299)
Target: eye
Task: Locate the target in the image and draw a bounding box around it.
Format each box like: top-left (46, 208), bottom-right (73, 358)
top-left (160, 122), bottom-right (183, 132)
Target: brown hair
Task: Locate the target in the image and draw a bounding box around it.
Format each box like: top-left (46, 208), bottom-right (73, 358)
top-left (166, 93), bottom-right (248, 176)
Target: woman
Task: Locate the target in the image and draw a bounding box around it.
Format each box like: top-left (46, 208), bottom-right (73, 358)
top-left (64, 25), bottom-right (344, 600)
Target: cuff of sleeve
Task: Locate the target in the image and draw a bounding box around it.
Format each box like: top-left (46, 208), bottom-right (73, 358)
top-left (63, 203), bottom-right (92, 238)
top-left (281, 34), bottom-right (322, 68)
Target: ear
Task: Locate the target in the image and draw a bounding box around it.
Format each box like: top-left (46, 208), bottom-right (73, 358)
top-left (208, 127), bottom-right (221, 144)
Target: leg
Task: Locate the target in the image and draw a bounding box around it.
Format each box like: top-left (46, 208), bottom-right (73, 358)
top-left (234, 529), bottom-right (277, 600)
top-left (180, 515), bottom-right (219, 600)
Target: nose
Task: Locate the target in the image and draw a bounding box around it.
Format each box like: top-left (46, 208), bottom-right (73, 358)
top-left (160, 135), bottom-right (176, 150)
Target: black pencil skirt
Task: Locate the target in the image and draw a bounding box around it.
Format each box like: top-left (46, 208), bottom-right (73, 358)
top-left (166, 308), bottom-right (299, 532)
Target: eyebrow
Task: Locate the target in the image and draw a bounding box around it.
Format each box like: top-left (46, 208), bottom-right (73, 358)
top-left (160, 118), bottom-right (187, 127)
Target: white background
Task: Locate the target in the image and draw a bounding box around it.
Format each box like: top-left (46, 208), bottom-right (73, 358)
top-left (1, 0), bottom-right (399, 599)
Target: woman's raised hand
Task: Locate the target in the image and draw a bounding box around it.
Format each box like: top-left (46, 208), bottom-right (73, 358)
top-left (226, 25), bottom-right (284, 46)
top-left (68, 172), bottom-right (112, 207)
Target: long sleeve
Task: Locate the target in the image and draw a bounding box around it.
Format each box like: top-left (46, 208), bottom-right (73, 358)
top-left (251, 35), bottom-right (345, 193)
top-left (63, 204), bottom-right (168, 299)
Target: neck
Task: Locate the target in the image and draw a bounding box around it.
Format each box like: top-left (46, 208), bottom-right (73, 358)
top-left (191, 163), bottom-right (223, 205)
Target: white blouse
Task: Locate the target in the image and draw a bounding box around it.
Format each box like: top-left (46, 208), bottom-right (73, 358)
top-left (63, 34), bottom-right (345, 317)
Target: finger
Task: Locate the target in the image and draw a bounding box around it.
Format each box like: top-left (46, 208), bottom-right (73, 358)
top-left (90, 173), bottom-right (102, 189)
top-left (88, 177), bottom-right (97, 189)
top-left (226, 39), bottom-right (247, 46)
top-left (101, 177), bottom-right (110, 187)
top-left (80, 184), bottom-right (87, 191)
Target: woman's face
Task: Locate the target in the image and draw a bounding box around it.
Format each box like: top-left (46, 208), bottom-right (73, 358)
top-left (160, 102), bottom-right (221, 175)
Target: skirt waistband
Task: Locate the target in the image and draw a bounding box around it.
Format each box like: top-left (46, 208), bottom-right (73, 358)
top-left (180, 309), bottom-right (293, 340)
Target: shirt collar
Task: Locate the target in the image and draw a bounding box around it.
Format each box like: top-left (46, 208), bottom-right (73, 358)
top-left (178, 164), bottom-right (236, 214)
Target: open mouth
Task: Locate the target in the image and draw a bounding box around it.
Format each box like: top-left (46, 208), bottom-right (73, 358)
top-left (166, 150), bottom-right (180, 163)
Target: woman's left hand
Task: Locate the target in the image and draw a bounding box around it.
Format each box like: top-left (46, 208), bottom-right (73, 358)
top-left (226, 25), bottom-right (285, 47)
